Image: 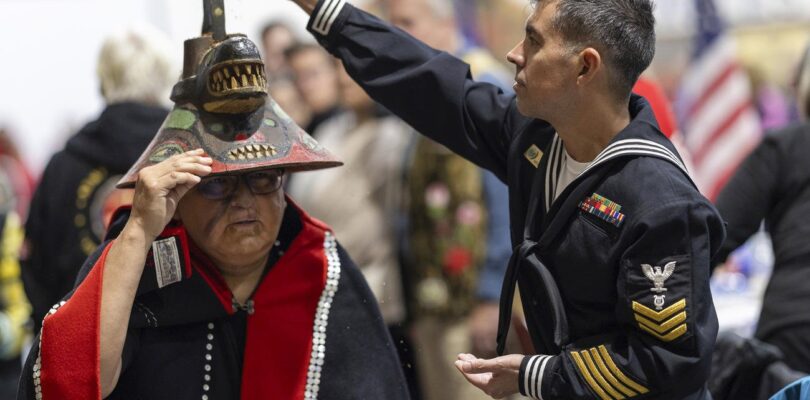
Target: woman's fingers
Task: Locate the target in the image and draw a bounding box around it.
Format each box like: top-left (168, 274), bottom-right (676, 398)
top-left (152, 150), bottom-right (213, 178)
top-left (130, 149), bottom-right (214, 239)
top-left (158, 171), bottom-right (202, 190)
top-left (159, 161), bottom-right (213, 179)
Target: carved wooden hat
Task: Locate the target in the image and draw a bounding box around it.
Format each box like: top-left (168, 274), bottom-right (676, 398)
top-left (117, 0), bottom-right (341, 188)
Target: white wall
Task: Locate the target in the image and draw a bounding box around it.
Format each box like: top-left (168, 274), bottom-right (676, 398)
top-left (0, 0), bottom-right (310, 175)
top-left (3, 0), bottom-right (810, 175)
top-left (654, 0), bottom-right (810, 39)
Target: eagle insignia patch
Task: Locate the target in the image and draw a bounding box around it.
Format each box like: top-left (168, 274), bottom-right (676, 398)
top-left (642, 261), bottom-right (676, 310)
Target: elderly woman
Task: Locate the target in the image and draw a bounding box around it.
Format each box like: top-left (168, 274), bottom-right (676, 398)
top-left (18, 14), bottom-right (409, 400)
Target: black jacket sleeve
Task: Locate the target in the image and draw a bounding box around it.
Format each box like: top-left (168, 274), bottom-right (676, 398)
top-left (713, 136), bottom-right (775, 268)
top-left (306, 0), bottom-right (529, 182)
top-left (521, 201), bottom-right (723, 400)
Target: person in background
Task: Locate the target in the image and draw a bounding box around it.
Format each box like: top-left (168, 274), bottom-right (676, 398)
top-left (259, 21), bottom-right (298, 81)
top-left (0, 128), bottom-right (35, 219)
top-left (385, 0), bottom-right (513, 398)
top-left (259, 21), bottom-right (313, 128)
top-left (0, 166), bottom-right (32, 399)
top-left (713, 43), bottom-right (810, 375)
top-left (21, 25), bottom-right (175, 333)
top-left (287, 60), bottom-right (419, 397)
top-left (285, 43), bottom-right (343, 135)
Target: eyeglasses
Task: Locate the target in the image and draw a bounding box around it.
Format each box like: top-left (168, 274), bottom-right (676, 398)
top-left (196, 170), bottom-right (284, 200)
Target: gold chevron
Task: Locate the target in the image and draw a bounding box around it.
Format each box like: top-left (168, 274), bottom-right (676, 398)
top-left (580, 350), bottom-right (626, 399)
top-left (597, 346), bottom-right (649, 394)
top-left (638, 323), bottom-right (688, 342)
top-left (635, 311), bottom-right (687, 334)
top-left (632, 299), bottom-right (686, 322)
top-left (589, 348), bottom-right (638, 397)
top-left (571, 351), bottom-right (614, 400)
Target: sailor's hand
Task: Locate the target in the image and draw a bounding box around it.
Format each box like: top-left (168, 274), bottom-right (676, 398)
top-left (129, 149), bottom-right (212, 240)
top-left (455, 353), bottom-right (522, 399)
top-left (288, 0), bottom-right (319, 15)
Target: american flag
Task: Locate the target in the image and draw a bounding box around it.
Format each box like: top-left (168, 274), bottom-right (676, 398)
top-left (675, 0), bottom-right (761, 201)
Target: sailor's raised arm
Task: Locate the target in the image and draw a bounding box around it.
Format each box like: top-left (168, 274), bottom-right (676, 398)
top-left (287, 0), bottom-right (528, 181)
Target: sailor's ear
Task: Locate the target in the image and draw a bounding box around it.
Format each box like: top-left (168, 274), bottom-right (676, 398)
top-left (576, 47), bottom-right (602, 86)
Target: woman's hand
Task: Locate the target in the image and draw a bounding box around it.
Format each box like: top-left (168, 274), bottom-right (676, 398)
top-left (128, 149), bottom-right (213, 240)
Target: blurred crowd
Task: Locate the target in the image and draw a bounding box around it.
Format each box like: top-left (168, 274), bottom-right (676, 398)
top-left (2, 0), bottom-right (810, 398)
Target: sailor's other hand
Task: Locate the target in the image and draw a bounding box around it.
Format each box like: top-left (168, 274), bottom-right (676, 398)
top-left (130, 149), bottom-right (212, 239)
top-left (455, 353), bottom-right (523, 399)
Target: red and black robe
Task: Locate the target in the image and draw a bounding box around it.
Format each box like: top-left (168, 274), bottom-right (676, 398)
top-left (18, 200), bottom-right (410, 399)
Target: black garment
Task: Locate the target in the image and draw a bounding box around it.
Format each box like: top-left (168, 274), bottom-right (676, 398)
top-left (21, 102), bottom-right (167, 331)
top-left (715, 122), bottom-right (810, 373)
top-left (305, 2), bottom-right (724, 399)
top-left (708, 332), bottom-right (801, 400)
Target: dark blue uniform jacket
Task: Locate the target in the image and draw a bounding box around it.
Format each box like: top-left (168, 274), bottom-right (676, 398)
top-left (305, 1), bottom-right (726, 399)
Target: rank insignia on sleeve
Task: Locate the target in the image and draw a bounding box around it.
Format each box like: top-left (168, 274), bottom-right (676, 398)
top-left (570, 345), bottom-right (649, 399)
top-left (524, 144), bottom-right (543, 168)
top-left (579, 193), bottom-right (626, 228)
top-left (632, 299), bottom-right (688, 342)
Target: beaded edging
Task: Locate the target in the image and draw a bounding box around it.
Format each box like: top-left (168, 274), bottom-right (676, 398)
top-left (200, 322), bottom-right (216, 400)
top-left (304, 232), bottom-right (341, 399)
top-left (33, 300), bottom-right (67, 399)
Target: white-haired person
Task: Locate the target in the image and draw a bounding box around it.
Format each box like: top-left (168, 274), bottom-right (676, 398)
top-left (21, 25), bottom-right (177, 334)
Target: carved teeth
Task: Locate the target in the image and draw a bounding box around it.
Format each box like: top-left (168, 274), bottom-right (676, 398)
top-left (230, 76), bottom-right (238, 89)
top-left (246, 65), bottom-right (252, 74)
top-left (252, 75), bottom-right (259, 87)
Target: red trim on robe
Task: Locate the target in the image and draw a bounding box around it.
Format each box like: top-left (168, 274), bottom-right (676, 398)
top-left (40, 242), bottom-right (114, 400)
top-left (241, 201), bottom-right (329, 400)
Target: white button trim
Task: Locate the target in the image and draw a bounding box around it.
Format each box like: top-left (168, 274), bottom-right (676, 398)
top-left (304, 232), bottom-right (341, 399)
